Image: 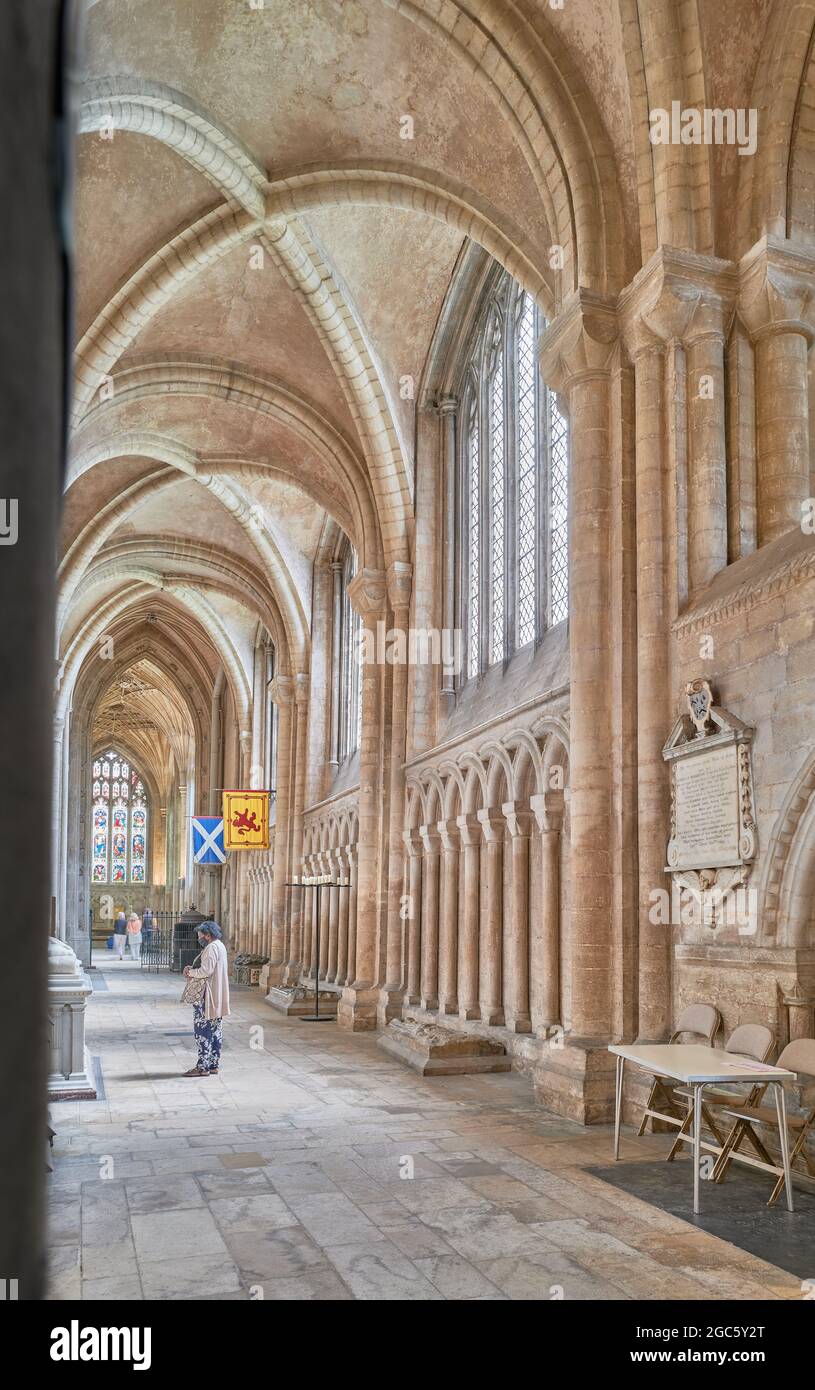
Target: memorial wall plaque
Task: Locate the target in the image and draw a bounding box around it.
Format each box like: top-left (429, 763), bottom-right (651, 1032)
top-left (662, 679), bottom-right (757, 928)
top-left (669, 744), bottom-right (740, 870)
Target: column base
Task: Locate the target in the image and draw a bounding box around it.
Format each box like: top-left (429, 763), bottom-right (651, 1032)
top-left (420, 994), bottom-right (439, 1011)
top-left (458, 1005), bottom-right (480, 1021)
top-left (439, 998), bottom-right (459, 1016)
top-left (281, 960), bottom-right (303, 987)
top-left (264, 960), bottom-right (286, 989)
top-left (337, 983), bottom-right (379, 1032)
top-left (531, 1037), bottom-right (617, 1125)
top-left (48, 1046), bottom-right (97, 1102)
top-left (377, 984), bottom-right (405, 1028)
top-left (504, 1014), bottom-right (532, 1034)
top-left (480, 1004), bottom-right (505, 1027)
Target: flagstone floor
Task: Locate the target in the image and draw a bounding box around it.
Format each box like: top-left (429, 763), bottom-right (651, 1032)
top-left (46, 961), bottom-right (806, 1301)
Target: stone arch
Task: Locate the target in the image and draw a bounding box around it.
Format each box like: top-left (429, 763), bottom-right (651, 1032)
top-left (79, 76), bottom-right (267, 215)
top-left (737, 0), bottom-right (815, 249)
top-left (379, 0), bottom-right (627, 295)
top-left (72, 356), bottom-right (379, 563)
top-left (58, 465), bottom-right (310, 666)
top-left (760, 748), bottom-right (815, 946)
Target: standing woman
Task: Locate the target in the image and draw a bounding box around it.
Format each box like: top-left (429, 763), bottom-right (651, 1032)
top-left (182, 921), bottom-right (230, 1077)
top-left (113, 909), bottom-right (127, 960)
top-left (126, 912), bottom-right (143, 961)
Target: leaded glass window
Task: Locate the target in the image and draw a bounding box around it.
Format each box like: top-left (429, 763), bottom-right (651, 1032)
top-left (91, 749), bottom-right (149, 882)
top-left (456, 273), bottom-right (569, 682)
top-left (333, 538), bottom-right (361, 764)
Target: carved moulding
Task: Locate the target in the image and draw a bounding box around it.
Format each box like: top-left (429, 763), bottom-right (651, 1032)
top-left (662, 679), bottom-right (757, 931)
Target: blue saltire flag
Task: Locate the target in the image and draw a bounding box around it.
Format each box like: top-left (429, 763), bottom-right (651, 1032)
top-left (192, 816), bottom-right (226, 865)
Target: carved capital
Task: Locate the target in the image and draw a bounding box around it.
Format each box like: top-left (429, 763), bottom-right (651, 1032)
top-left (437, 819), bottom-right (460, 852)
top-left (386, 560), bottom-right (413, 612)
top-left (403, 828), bottom-right (423, 857)
top-left (477, 808), bottom-right (505, 843)
top-left (538, 289), bottom-right (618, 393)
top-left (739, 236), bottom-right (815, 343)
top-left (419, 825), bottom-right (442, 855)
top-left (347, 567), bottom-right (387, 619)
top-left (502, 802), bottom-right (535, 839)
top-left (621, 247), bottom-right (735, 357)
top-left (270, 674), bottom-right (294, 705)
top-left (455, 813), bottom-right (481, 848)
top-left (530, 791), bottom-right (564, 834)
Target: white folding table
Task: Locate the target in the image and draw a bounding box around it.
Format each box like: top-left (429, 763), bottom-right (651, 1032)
top-left (608, 1043), bottom-right (796, 1214)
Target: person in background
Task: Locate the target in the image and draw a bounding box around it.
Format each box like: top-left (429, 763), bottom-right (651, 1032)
top-left (182, 921), bottom-right (230, 1076)
top-left (113, 909), bottom-right (127, 960)
top-left (141, 906), bottom-right (153, 946)
top-left (126, 911), bottom-right (143, 962)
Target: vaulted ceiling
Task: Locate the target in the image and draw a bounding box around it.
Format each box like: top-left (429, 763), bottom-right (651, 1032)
top-left (59, 0), bottom-right (793, 730)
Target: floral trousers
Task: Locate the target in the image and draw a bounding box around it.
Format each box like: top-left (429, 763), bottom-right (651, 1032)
top-left (193, 999), bottom-right (222, 1071)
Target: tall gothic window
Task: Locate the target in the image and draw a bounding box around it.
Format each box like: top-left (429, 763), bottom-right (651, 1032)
top-left (458, 274), bottom-right (569, 682)
top-left (333, 537), bottom-right (361, 764)
top-left (91, 750), bottom-right (149, 883)
top-left (264, 640), bottom-right (278, 792)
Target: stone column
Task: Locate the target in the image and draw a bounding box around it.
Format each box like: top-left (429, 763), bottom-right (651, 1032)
top-left (627, 322), bottom-right (673, 1042)
top-left (685, 295), bottom-right (730, 592)
top-left (51, 716), bottom-right (66, 940)
top-left (319, 850), bottom-right (331, 978)
top-left (419, 826), bottom-right (441, 1010)
top-left (477, 810), bottom-right (504, 1027)
top-left (267, 674), bottom-right (294, 989)
top-left (379, 561), bottom-right (413, 1024)
top-left (456, 814), bottom-right (480, 1020)
top-left (404, 829), bottom-right (423, 1005)
top-left (326, 848), bottom-right (342, 982)
top-left (530, 792), bottom-right (562, 1031)
top-left (539, 294), bottom-right (617, 1042)
top-left (345, 843), bottom-right (358, 988)
top-left (47, 938), bottom-right (96, 1101)
top-left (335, 846), bottom-right (350, 984)
top-left (339, 569), bottom-right (386, 1030)
top-left (284, 675), bottom-right (310, 982)
top-left (437, 820), bottom-right (459, 1015)
top-left (303, 850), bottom-right (315, 984)
top-left (503, 803), bottom-right (533, 1033)
top-left (740, 239), bottom-right (815, 545)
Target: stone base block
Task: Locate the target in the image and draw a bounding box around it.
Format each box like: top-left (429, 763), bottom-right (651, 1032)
top-left (337, 984), bottom-right (379, 1031)
top-left (265, 984), bottom-right (339, 1017)
top-left (376, 984), bottom-right (405, 1029)
top-left (48, 1045), bottom-right (97, 1102)
top-left (531, 1038), bottom-right (617, 1124)
top-left (378, 1016), bottom-right (511, 1076)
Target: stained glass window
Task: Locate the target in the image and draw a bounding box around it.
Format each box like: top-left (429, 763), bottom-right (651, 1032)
top-left (90, 749), bottom-right (148, 883)
top-left (457, 274), bottom-right (569, 682)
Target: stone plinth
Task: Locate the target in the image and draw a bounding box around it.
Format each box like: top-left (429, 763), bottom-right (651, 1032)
top-left (266, 983), bottom-right (339, 1017)
top-left (378, 1016), bottom-right (510, 1076)
top-left (48, 936), bottom-right (96, 1102)
top-left (532, 1039), bottom-right (617, 1124)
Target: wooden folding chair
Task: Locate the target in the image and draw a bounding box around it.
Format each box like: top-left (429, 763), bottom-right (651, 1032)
top-left (711, 1037), bottom-right (815, 1206)
top-left (637, 1003), bottom-right (722, 1137)
top-left (666, 1022), bottom-right (775, 1162)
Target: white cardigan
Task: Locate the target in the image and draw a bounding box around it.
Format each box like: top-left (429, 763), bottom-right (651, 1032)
top-left (187, 939), bottom-right (230, 1020)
